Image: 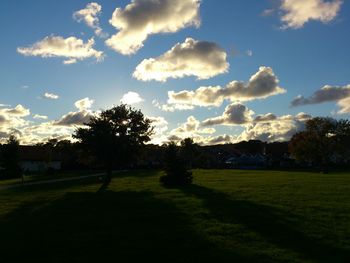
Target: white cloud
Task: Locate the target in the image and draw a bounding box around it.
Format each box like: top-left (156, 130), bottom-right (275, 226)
top-left (291, 84), bottom-right (350, 114)
top-left (33, 114), bottom-right (48, 120)
top-left (54, 97), bottom-right (95, 127)
top-left (337, 97), bottom-right (350, 114)
top-left (246, 50), bottom-right (253, 56)
top-left (152, 100), bottom-right (194, 112)
top-left (279, 0), bottom-right (343, 29)
top-left (17, 36), bottom-right (104, 64)
top-left (73, 2), bottom-right (107, 38)
top-left (0, 99), bottom-right (98, 144)
top-left (236, 112), bottom-right (311, 142)
top-left (198, 134), bottom-right (237, 146)
top-left (167, 66), bottom-right (285, 108)
top-left (133, 38), bottom-right (228, 82)
top-left (165, 116), bottom-right (217, 145)
top-left (120, 92), bottom-right (144, 105)
top-left (74, 97), bottom-right (94, 111)
top-left (54, 111), bottom-right (94, 127)
top-left (2, 105), bottom-right (30, 117)
top-left (0, 105), bottom-right (31, 142)
top-left (106, 0), bottom-right (201, 55)
top-left (148, 116), bottom-right (169, 145)
top-left (202, 103), bottom-right (254, 126)
top-left (44, 92), bottom-right (59, 100)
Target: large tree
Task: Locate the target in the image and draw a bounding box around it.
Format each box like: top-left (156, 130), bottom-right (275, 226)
top-left (73, 104), bottom-right (153, 183)
top-left (289, 117), bottom-right (350, 171)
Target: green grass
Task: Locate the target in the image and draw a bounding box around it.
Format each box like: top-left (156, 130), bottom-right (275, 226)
top-left (0, 169), bottom-right (349, 262)
top-left (0, 170), bottom-right (103, 187)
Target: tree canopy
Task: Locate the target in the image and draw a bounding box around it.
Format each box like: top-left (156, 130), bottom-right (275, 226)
top-left (289, 117), bottom-right (350, 171)
top-left (73, 104), bottom-right (153, 182)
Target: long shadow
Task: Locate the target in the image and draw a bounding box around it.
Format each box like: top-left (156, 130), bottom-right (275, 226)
top-left (0, 189), bottom-right (250, 263)
top-left (180, 184), bottom-right (350, 263)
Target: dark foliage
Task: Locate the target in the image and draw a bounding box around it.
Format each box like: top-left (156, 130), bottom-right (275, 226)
top-left (160, 142), bottom-right (193, 187)
top-left (289, 117), bottom-right (350, 171)
top-left (1, 135), bottom-right (21, 178)
top-left (73, 104), bottom-right (153, 183)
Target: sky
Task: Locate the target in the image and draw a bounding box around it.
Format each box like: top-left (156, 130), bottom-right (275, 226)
top-left (0, 0), bottom-right (350, 145)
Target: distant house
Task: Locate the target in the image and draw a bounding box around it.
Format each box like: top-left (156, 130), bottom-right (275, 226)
top-left (225, 153), bottom-right (267, 169)
top-left (18, 146), bottom-right (62, 172)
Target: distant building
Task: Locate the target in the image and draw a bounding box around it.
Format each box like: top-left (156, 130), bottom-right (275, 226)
top-left (18, 146), bottom-right (62, 172)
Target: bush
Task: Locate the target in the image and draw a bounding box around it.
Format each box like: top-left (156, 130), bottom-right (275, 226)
top-left (160, 143), bottom-right (193, 187)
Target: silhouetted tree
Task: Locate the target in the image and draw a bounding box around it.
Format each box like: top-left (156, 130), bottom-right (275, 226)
top-left (160, 142), bottom-right (193, 187)
top-left (2, 135), bottom-right (21, 178)
top-left (289, 117), bottom-right (350, 172)
top-left (73, 104), bottom-right (153, 183)
top-left (180, 138), bottom-right (199, 168)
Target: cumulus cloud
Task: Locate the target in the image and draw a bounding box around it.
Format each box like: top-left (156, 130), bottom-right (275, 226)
top-left (20, 122), bottom-right (75, 145)
top-left (236, 112), bottom-right (311, 142)
top-left (167, 66), bottom-right (285, 108)
top-left (2, 105), bottom-right (30, 117)
top-left (120, 92), bottom-right (144, 105)
top-left (54, 111), bottom-right (93, 127)
top-left (17, 36), bottom-right (104, 64)
top-left (73, 2), bottom-right (106, 37)
top-left (0, 105), bottom-right (31, 142)
top-left (105, 0), bottom-right (201, 55)
top-left (74, 97), bottom-right (94, 111)
top-left (148, 116), bottom-right (169, 145)
top-left (55, 98), bottom-right (95, 127)
top-left (291, 84), bottom-right (350, 114)
top-left (173, 116), bottom-right (216, 135)
top-left (279, 0), bottom-right (343, 29)
top-left (165, 116), bottom-right (216, 145)
top-left (199, 134), bottom-right (237, 146)
top-left (133, 38), bottom-right (228, 82)
top-left (44, 92), bottom-right (59, 100)
top-left (202, 104), bottom-right (254, 126)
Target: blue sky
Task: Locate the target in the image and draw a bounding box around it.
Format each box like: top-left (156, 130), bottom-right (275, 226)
top-left (0, 0), bottom-right (349, 144)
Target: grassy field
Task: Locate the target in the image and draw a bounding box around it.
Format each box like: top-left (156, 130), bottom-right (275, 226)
top-left (0, 169), bottom-right (349, 263)
top-left (0, 170), bottom-right (104, 187)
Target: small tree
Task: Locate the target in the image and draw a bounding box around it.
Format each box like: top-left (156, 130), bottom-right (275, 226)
top-left (73, 104), bottom-right (153, 183)
top-left (160, 142), bottom-right (193, 187)
top-left (180, 138), bottom-right (199, 169)
top-left (2, 135), bottom-right (21, 178)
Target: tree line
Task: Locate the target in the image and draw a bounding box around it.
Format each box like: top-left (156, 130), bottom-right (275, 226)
top-left (1, 105), bottom-right (350, 185)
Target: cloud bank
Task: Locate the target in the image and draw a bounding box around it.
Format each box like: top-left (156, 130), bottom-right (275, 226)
top-left (291, 84), bottom-right (350, 113)
top-left (167, 66), bottom-right (285, 108)
top-left (238, 113), bottom-right (311, 142)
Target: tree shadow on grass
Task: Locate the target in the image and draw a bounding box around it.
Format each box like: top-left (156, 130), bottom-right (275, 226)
top-left (180, 184), bottom-right (350, 263)
top-left (0, 189), bottom-right (251, 263)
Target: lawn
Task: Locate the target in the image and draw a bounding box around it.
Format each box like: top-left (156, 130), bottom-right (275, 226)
top-left (0, 170), bottom-right (104, 187)
top-left (0, 169), bottom-right (349, 263)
